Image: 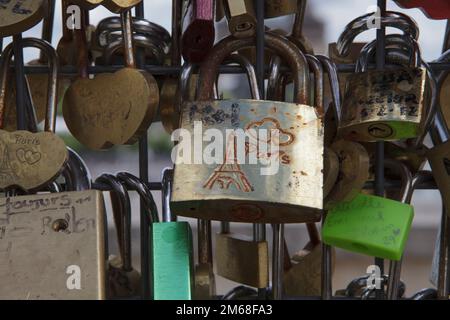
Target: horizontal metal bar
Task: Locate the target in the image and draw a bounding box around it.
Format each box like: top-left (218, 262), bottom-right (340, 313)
top-left (18, 62), bottom-right (450, 76)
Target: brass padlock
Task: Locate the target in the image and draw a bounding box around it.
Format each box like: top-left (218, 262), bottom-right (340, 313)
top-left (216, 221), bottom-right (269, 288)
top-left (171, 33), bottom-right (323, 224)
top-left (339, 38), bottom-right (428, 142)
top-left (0, 38), bottom-right (68, 192)
top-left (63, 9), bottom-right (159, 150)
top-left (283, 223), bottom-right (335, 297)
top-left (0, 190), bottom-right (107, 299)
top-left (72, 0), bottom-right (143, 13)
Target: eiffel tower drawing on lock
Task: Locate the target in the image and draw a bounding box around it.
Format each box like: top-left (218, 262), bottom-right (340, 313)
top-left (203, 132), bottom-right (254, 193)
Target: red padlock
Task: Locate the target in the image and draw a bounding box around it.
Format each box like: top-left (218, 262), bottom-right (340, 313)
top-left (181, 0), bottom-right (215, 63)
top-left (394, 0), bottom-right (450, 19)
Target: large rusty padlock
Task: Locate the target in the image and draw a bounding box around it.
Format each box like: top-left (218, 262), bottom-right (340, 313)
top-left (171, 33), bottom-right (323, 224)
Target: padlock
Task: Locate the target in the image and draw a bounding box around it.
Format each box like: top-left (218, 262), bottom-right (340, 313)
top-left (283, 223), bottom-right (335, 297)
top-left (0, 38), bottom-right (68, 191)
top-left (149, 168), bottom-right (194, 300)
top-left (5, 2), bottom-right (66, 131)
top-left (339, 37), bottom-right (428, 142)
top-left (194, 219), bottom-right (216, 300)
top-left (0, 0), bottom-right (47, 37)
top-left (264, 0), bottom-right (298, 19)
top-left (63, 9), bottom-right (159, 150)
top-left (171, 33), bottom-right (323, 224)
top-left (322, 159), bottom-right (414, 261)
top-left (215, 221), bottom-right (269, 288)
top-left (181, 0), bottom-right (215, 63)
top-left (95, 174), bottom-right (141, 299)
top-left (222, 0), bottom-right (256, 39)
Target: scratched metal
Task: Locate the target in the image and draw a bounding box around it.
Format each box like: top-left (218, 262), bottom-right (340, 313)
top-left (171, 99), bottom-right (324, 224)
top-left (0, 130), bottom-right (68, 192)
top-left (339, 67), bottom-right (427, 142)
top-left (0, 0), bottom-right (47, 37)
top-left (0, 190), bottom-right (106, 300)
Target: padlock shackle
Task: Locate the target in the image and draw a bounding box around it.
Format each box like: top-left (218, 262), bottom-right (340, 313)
top-left (179, 62), bottom-right (196, 103)
top-left (385, 159), bottom-right (413, 204)
top-left (96, 16), bottom-right (170, 49)
top-left (0, 38), bottom-right (59, 133)
top-left (102, 36), bottom-right (166, 66)
top-left (356, 34), bottom-right (421, 72)
top-left (62, 147), bottom-right (92, 192)
top-left (316, 55), bottom-right (342, 127)
top-left (220, 53), bottom-right (261, 100)
top-left (291, 0), bottom-right (307, 39)
top-left (120, 9), bottom-right (136, 69)
top-left (306, 54), bottom-right (324, 115)
top-left (197, 33), bottom-right (310, 105)
top-left (337, 11), bottom-right (419, 57)
top-left (117, 172), bottom-right (159, 224)
top-left (198, 219), bottom-right (213, 265)
top-left (95, 174), bottom-right (133, 272)
top-left (161, 168), bottom-right (175, 223)
top-left (267, 55), bottom-right (284, 101)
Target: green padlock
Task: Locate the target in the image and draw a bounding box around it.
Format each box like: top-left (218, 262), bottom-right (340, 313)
top-left (322, 159), bottom-right (414, 261)
top-left (152, 168), bottom-right (194, 300)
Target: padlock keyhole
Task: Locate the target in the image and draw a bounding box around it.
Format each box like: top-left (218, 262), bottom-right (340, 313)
top-left (52, 219), bottom-right (69, 232)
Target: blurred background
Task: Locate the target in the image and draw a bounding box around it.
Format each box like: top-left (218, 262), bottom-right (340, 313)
top-left (2, 0), bottom-right (448, 296)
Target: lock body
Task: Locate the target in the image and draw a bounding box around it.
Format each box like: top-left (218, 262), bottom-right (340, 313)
top-left (152, 221), bottom-right (194, 300)
top-left (339, 67), bottom-right (427, 142)
top-left (322, 193), bottom-right (414, 261)
top-left (0, 191), bottom-right (106, 299)
top-left (172, 99), bottom-right (323, 223)
top-left (224, 0), bottom-right (257, 38)
top-left (216, 232), bottom-right (269, 288)
top-left (0, 0), bottom-right (47, 37)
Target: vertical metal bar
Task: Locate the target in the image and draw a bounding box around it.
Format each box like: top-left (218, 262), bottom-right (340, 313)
top-left (134, 3), bottom-right (150, 300)
top-left (12, 34), bottom-right (27, 130)
top-left (171, 0), bottom-right (182, 66)
top-left (272, 224), bottom-right (284, 300)
top-left (374, 0), bottom-right (386, 299)
top-left (255, 0), bottom-right (267, 299)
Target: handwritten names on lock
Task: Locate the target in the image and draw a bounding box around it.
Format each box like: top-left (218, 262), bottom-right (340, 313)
top-left (0, 190), bottom-right (106, 299)
top-left (0, 192), bottom-right (97, 238)
top-left (326, 194), bottom-right (411, 250)
top-left (342, 67), bottom-right (426, 123)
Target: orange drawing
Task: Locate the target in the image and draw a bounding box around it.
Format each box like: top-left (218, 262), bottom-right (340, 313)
top-left (245, 117), bottom-right (295, 164)
top-left (203, 132), bottom-right (254, 193)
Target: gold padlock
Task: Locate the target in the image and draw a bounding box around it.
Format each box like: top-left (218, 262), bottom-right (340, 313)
top-left (0, 38), bottom-right (69, 192)
top-left (339, 38), bottom-right (428, 142)
top-left (171, 33), bottom-right (323, 224)
top-left (215, 222), bottom-right (269, 288)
